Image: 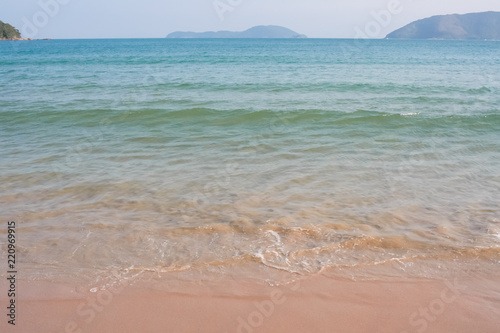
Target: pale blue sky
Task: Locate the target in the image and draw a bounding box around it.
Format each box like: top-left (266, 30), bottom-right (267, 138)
top-left (3, 0), bottom-right (500, 39)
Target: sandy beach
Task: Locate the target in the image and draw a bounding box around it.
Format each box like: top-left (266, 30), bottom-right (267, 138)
top-left (2, 271), bottom-right (499, 333)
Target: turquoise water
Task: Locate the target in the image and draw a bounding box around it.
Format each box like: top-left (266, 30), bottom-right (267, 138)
top-left (1, 39), bottom-right (499, 282)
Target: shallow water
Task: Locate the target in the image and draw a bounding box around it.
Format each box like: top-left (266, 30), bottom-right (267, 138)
top-left (1, 39), bottom-right (499, 283)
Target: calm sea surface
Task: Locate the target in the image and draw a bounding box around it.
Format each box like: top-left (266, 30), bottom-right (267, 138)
top-left (1, 39), bottom-right (499, 283)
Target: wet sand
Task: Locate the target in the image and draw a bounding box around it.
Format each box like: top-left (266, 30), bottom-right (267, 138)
top-left (2, 272), bottom-right (499, 333)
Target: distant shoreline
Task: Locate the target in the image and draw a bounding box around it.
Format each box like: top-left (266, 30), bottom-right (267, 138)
top-left (0, 38), bottom-right (51, 41)
top-left (167, 25), bottom-right (307, 39)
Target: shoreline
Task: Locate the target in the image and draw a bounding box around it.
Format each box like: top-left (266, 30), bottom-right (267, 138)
top-left (1, 272), bottom-right (499, 333)
top-left (0, 38), bottom-right (32, 41)
top-left (0, 38), bottom-right (51, 41)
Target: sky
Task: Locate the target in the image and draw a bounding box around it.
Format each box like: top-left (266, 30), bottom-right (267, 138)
top-left (2, 0), bottom-right (500, 39)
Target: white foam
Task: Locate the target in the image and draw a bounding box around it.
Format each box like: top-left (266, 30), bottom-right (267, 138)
top-left (266, 230), bottom-right (281, 244)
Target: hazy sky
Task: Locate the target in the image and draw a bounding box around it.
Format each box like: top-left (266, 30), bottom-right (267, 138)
top-left (3, 0), bottom-right (500, 39)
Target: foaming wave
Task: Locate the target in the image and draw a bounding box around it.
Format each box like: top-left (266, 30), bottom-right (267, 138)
top-left (16, 220), bottom-right (499, 282)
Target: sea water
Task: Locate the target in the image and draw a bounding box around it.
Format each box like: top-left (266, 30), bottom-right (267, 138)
top-left (1, 39), bottom-right (499, 283)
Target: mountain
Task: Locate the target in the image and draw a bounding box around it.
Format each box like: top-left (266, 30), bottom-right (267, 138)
top-left (386, 11), bottom-right (500, 40)
top-left (166, 25), bottom-right (307, 38)
top-left (0, 20), bottom-right (22, 40)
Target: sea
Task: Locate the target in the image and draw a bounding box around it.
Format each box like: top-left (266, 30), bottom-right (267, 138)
top-left (1, 39), bottom-right (499, 285)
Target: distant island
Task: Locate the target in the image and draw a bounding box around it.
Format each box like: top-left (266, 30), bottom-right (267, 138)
top-left (386, 11), bottom-right (500, 40)
top-left (166, 25), bottom-right (307, 39)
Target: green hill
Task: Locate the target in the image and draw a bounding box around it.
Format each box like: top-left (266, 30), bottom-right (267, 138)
top-left (386, 11), bottom-right (500, 40)
top-left (0, 20), bottom-right (22, 40)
